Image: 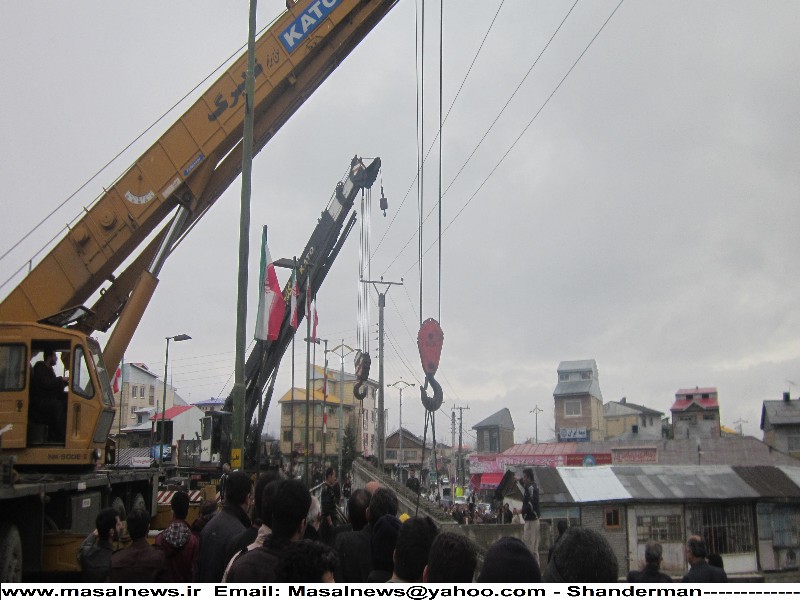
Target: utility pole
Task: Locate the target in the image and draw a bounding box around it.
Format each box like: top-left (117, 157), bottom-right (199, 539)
top-left (733, 418), bottom-right (748, 436)
top-left (362, 278), bottom-right (402, 469)
top-left (452, 405), bottom-right (469, 487)
top-left (530, 405), bottom-right (543, 444)
top-left (232, 0), bottom-right (258, 470)
top-left (327, 342), bottom-right (357, 475)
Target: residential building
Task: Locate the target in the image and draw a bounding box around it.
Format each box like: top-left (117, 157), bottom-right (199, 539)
top-left (473, 408), bottom-right (515, 453)
top-left (113, 362), bottom-right (186, 441)
top-left (603, 397), bottom-right (664, 440)
top-left (278, 363), bottom-right (377, 467)
top-left (192, 397), bottom-right (225, 413)
top-left (385, 427), bottom-right (432, 483)
top-left (671, 387), bottom-right (721, 439)
top-left (761, 392), bottom-right (800, 459)
top-left (553, 359), bottom-right (605, 442)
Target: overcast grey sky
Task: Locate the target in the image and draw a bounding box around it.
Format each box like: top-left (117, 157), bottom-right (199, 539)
top-left (2, 1), bottom-right (799, 446)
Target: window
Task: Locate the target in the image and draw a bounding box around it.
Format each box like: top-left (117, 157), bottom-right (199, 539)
top-left (130, 405), bottom-right (138, 415)
top-left (0, 344), bottom-right (26, 391)
top-left (283, 430), bottom-right (292, 442)
top-left (581, 371), bottom-right (591, 380)
top-left (386, 450), bottom-right (397, 460)
top-left (788, 436), bottom-right (800, 451)
top-left (564, 400), bottom-right (582, 417)
top-left (636, 514), bottom-right (682, 543)
top-left (702, 393), bottom-right (710, 399)
top-left (703, 414), bottom-right (716, 421)
top-left (72, 346), bottom-right (95, 398)
top-left (559, 373), bottom-right (569, 382)
top-left (140, 386), bottom-right (145, 399)
top-left (604, 508), bottom-right (621, 529)
top-left (149, 385), bottom-right (155, 405)
top-left (131, 385), bottom-right (138, 398)
top-left (686, 504), bottom-right (754, 554)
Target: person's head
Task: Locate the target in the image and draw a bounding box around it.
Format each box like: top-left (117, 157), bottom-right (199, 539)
top-left (307, 496), bottom-right (322, 530)
top-left (225, 470), bottom-right (254, 507)
top-left (478, 536), bottom-right (541, 583)
top-left (272, 479), bottom-right (311, 541)
top-left (644, 541), bottom-right (664, 566)
top-left (392, 515), bottom-right (439, 583)
top-left (686, 535), bottom-right (707, 564)
top-left (371, 514), bottom-right (401, 574)
top-left (522, 467), bottom-right (534, 485)
top-left (253, 471), bottom-right (283, 523)
top-left (367, 487), bottom-right (398, 525)
top-left (261, 480), bottom-right (282, 529)
top-left (423, 531), bottom-right (476, 583)
top-left (170, 491), bottom-right (190, 521)
top-left (707, 553), bottom-right (724, 569)
top-left (556, 519), bottom-right (568, 536)
top-left (43, 349), bottom-right (58, 366)
top-left (347, 488), bottom-right (372, 531)
top-left (325, 467), bottom-right (337, 485)
top-left (275, 540), bottom-right (338, 583)
top-left (543, 526), bottom-right (618, 583)
top-left (126, 508), bottom-right (151, 541)
top-left (365, 480), bottom-right (382, 495)
top-left (96, 508), bottom-right (121, 543)
top-left (222, 463), bottom-right (231, 474)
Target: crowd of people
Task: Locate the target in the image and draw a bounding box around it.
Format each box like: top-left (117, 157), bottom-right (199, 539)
top-left (76, 468), bottom-right (729, 584)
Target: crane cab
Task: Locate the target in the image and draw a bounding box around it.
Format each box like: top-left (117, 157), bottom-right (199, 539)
top-left (0, 323), bottom-right (113, 468)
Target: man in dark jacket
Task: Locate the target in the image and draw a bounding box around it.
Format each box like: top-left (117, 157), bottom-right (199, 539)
top-left (682, 535), bottom-right (728, 583)
top-left (197, 470), bottom-right (252, 582)
top-left (77, 508), bottom-right (122, 582)
top-left (335, 486), bottom-right (397, 583)
top-left (519, 468), bottom-right (541, 565)
top-left (226, 479), bottom-right (311, 583)
top-left (627, 541), bottom-right (672, 583)
top-left (30, 349), bottom-right (68, 442)
top-left (319, 467), bottom-right (340, 543)
top-left (155, 491), bottom-right (199, 583)
top-left (108, 509), bottom-right (169, 582)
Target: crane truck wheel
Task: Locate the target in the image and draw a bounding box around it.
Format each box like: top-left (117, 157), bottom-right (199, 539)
top-left (110, 496), bottom-right (127, 522)
top-left (0, 522), bottom-right (23, 583)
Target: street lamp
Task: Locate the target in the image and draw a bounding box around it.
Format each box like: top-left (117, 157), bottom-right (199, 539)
top-left (327, 342), bottom-right (358, 475)
top-left (160, 333), bottom-right (191, 468)
top-left (530, 405), bottom-right (543, 444)
top-left (389, 380), bottom-right (413, 482)
top-left (306, 336), bottom-right (328, 467)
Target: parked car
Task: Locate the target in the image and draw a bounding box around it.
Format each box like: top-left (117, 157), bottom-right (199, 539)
top-left (454, 495), bottom-right (467, 506)
top-left (441, 476), bottom-right (450, 486)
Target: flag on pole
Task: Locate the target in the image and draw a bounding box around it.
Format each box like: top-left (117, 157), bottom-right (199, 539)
top-left (290, 266), bottom-right (299, 329)
top-left (112, 367), bottom-right (122, 394)
top-left (312, 300), bottom-right (318, 339)
top-left (255, 226), bottom-right (286, 341)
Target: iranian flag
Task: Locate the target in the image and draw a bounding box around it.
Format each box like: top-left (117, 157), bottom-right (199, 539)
top-left (254, 226), bottom-right (286, 341)
top-left (112, 367), bottom-right (122, 394)
top-left (290, 266), bottom-right (299, 329)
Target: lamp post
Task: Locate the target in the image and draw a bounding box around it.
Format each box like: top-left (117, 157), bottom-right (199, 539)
top-left (160, 333), bottom-right (191, 468)
top-left (530, 405), bottom-right (543, 444)
top-left (389, 380), bottom-right (413, 481)
top-left (327, 342), bottom-right (358, 474)
top-left (306, 336), bottom-right (328, 466)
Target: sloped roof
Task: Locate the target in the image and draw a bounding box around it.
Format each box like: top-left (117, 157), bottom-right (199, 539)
top-left (473, 408), bottom-right (514, 430)
top-left (151, 405), bottom-right (196, 421)
top-left (557, 359), bottom-right (598, 372)
top-left (554, 379), bottom-right (604, 400)
top-left (733, 466), bottom-right (800, 498)
top-left (672, 387), bottom-right (718, 411)
top-left (193, 397), bottom-right (225, 407)
top-left (605, 400), bottom-right (663, 417)
top-left (761, 399), bottom-right (800, 429)
top-left (612, 465), bottom-right (758, 501)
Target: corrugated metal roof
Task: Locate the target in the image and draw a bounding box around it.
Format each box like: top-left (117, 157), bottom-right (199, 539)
top-left (612, 465), bottom-right (759, 501)
top-left (558, 359), bottom-right (598, 372)
top-left (733, 466), bottom-right (800, 498)
top-left (534, 466), bottom-right (574, 504)
top-left (777, 466), bottom-right (800, 490)
top-left (559, 466), bottom-right (632, 502)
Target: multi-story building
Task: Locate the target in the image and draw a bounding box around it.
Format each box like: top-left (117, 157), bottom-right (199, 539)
top-left (473, 408), bottom-right (515, 453)
top-left (553, 359), bottom-right (605, 442)
top-left (113, 362), bottom-right (186, 439)
top-left (671, 387), bottom-right (721, 439)
top-left (603, 397), bottom-right (664, 440)
top-left (192, 397), bottom-right (225, 413)
top-left (761, 392), bottom-right (800, 459)
top-left (278, 363), bottom-right (377, 468)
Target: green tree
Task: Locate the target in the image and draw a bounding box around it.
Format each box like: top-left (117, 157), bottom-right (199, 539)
top-left (341, 424), bottom-right (359, 477)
